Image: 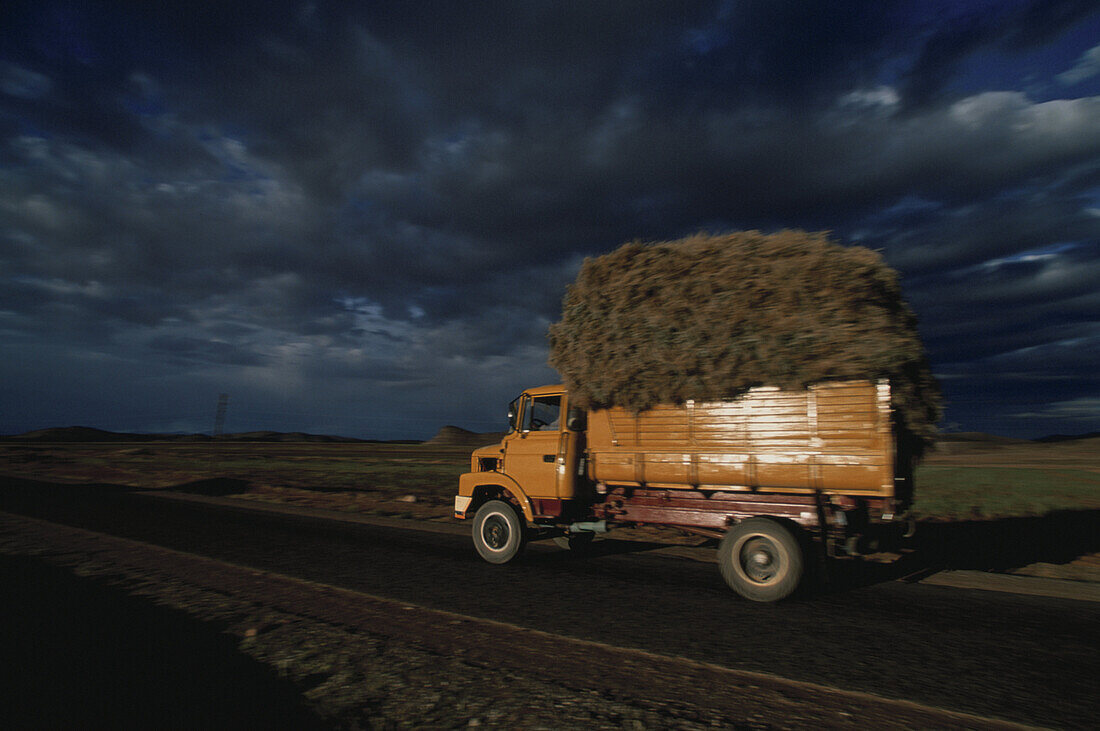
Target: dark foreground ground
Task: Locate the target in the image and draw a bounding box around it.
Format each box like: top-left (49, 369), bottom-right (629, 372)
top-left (2, 476), bottom-right (1098, 729)
top-left (6, 511), bottom-right (1002, 731)
top-left (0, 512), bottom-right (1050, 731)
top-left (0, 554), bottom-right (326, 729)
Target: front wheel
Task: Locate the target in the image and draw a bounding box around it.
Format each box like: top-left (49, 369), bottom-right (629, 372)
top-left (718, 518), bottom-right (804, 602)
top-left (472, 500), bottom-right (527, 564)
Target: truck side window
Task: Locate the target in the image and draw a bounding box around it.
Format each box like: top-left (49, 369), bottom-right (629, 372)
top-left (524, 395), bottom-right (561, 432)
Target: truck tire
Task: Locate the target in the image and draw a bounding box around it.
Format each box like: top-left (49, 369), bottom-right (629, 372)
top-left (472, 500), bottom-right (527, 564)
top-left (719, 518), bottom-right (804, 602)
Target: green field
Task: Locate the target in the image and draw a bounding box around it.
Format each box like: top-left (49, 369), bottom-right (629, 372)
top-left (913, 465), bottom-right (1100, 520)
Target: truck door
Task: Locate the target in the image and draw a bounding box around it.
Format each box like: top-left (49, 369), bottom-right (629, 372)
top-left (504, 393), bottom-right (566, 499)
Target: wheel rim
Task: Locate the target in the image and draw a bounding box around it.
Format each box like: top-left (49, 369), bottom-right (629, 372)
top-left (481, 512), bottom-right (510, 551)
top-left (736, 535), bottom-right (784, 585)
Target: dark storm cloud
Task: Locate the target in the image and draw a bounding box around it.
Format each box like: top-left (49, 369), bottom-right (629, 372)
top-left (899, 0), bottom-right (1099, 107)
top-left (1, 0), bottom-right (1098, 438)
top-left (914, 246), bottom-right (1100, 363)
top-left (872, 185), bottom-right (1100, 277)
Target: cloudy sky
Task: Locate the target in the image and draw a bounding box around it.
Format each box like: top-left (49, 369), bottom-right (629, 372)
top-left (2, 1), bottom-right (1098, 439)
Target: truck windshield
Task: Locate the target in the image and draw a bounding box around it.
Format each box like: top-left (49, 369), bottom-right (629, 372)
top-left (523, 395), bottom-right (561, 432)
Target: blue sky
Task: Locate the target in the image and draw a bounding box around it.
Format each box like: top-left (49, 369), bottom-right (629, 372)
top-left (1, 1), bottom-right (1098, 439)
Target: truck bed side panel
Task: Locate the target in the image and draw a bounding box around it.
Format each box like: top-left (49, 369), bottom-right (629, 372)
top-left (586, 380), bottom-right (894, 498)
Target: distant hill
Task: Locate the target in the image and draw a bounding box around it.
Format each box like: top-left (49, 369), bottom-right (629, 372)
top-left (0, 426), bottom-right (413, 444)
top-left (217, 430), bottom-right (372, 443)
top-left (1, 426), bottom-right (201, 442)
top-left (935, 432), bottom-right (1032, 445)
top-left (936, 431), bottom-right (1100, 444)
top-left (1034, 431), bottom-right (1100, 443)
top-left (425, 425), bottom-right (505, 447)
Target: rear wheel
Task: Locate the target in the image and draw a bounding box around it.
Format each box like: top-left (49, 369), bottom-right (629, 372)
top-left (719, 518), bottom-right (804, 602)
top-left (472, 500), bottom-right (527, 564)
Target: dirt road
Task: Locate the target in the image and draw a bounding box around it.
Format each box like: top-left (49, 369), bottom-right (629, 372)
top-left (1, 476), bottom-right (1096, 728)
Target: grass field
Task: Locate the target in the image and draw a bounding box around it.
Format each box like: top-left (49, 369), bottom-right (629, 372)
top-left (0, 442), bottom-right (473, 521)
top-left (912, 465), bottom-right (1100, 519)
top-left (1, 437), bottom-right (1097, 522)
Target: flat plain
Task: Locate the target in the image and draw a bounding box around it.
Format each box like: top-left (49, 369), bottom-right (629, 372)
top-left (1, 433), bottom-right (1097, 522)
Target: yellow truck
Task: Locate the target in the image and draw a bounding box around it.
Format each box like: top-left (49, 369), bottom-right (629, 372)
top-left (455, 379), bottom-right (914, 601)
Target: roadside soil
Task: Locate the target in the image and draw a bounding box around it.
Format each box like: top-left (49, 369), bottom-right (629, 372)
top-left (0, 511), bottom-right (1032, 730)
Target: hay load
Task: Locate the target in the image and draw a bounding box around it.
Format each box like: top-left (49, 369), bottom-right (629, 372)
top-left (548, 230), bottom-right (940, 453)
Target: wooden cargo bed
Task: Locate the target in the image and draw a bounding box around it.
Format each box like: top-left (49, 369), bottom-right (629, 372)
top-left (586, 380), bottom-right (896, 497)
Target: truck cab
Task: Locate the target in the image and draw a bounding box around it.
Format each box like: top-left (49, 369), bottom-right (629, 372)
top-left (454, 385), bottom-right (584, 528)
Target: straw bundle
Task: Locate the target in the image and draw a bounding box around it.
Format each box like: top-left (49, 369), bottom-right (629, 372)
top-left (548, 230), bottom-right (940, 451)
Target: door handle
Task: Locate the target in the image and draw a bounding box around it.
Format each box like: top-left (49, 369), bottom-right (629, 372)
top-left (542, 454), bottom-right (555, 463)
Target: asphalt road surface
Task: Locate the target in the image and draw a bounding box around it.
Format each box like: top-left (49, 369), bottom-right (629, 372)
top-left (1, 477), bottom-right (1096, 728)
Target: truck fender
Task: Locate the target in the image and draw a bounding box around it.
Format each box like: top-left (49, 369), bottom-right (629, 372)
top-left (457, 472), bottom-right (535, 524)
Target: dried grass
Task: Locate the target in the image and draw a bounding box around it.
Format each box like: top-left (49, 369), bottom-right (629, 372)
top-left (548, 230), bottom-right (940, 452)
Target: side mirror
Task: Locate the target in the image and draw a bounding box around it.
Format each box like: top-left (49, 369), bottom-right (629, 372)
top-left (566, 407), bottom-right (587, 431)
